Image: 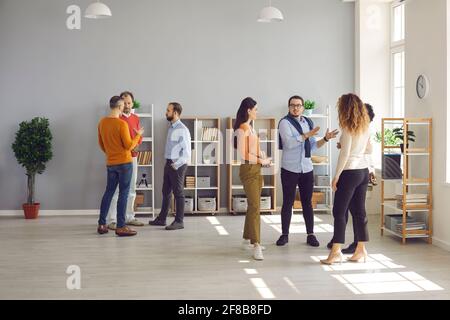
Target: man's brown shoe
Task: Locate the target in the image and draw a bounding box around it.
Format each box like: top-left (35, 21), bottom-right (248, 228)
top-left (97, 225), bottom-right (109, 234)
top-left (115, 226), bottom-right (137, 237)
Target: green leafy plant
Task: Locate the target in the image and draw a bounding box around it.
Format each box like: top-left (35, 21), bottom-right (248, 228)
top-left (304, 100), bottom-right (316, 110)
top-left (374, 128), bottom-right (402, 146)
top-left (133, 100), bottom-right (141, 109)
top-left (392, 127), bottom-right (416, 143)
top-left (12, 117), bottom-right (53, 204)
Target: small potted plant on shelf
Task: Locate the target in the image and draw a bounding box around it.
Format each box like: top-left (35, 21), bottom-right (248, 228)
top-left (12, 117), bottom-right (53, 219)
top-left (303, 100), bottom-right (316, 116)
top-left (131, 100), bottom-right (141, 114)
top-left (374, 128), bottom-right (403, 179)
top-left (392, 127), bottom-right (416, 153)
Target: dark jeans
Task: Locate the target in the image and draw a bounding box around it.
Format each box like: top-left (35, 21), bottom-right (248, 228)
top-left (280, 168), bottom-right (315, 235)
top-left (158, 160), bottom-right (187, 223)
top-left (99, 162), bottom-right (133, 228)
top-left (332, 169), bottom-right (369, 244)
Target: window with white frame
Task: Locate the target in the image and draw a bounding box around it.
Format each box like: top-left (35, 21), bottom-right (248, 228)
top-left (391, 1), bottom-right (405, 118)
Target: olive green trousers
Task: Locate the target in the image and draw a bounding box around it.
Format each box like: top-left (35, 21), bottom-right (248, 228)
top-left (239, 164), bottom-right (263, 244)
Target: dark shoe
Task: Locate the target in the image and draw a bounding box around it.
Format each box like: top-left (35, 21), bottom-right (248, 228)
top-left (307, 234), bottom-right (320, 247)
top-left (97, 225), bottom-right (109, 235)
top-left (149, 218), bottom-right (166, 226)
top-left (276, 235), bottom-right (289, 246)
top-left (327, 241), bottom-right (333, 250)
top-left (115, 226), bottom-right (137, 237)
top-left (165, 221), bottom-right (184, 230)
top-left (342, 242), bottom-right (357, 254)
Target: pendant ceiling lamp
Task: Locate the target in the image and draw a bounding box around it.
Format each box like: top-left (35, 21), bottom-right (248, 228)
top-left (85, 1), bottom-right (112, 19)
top-left (257, 0), bottom-right (284, 23)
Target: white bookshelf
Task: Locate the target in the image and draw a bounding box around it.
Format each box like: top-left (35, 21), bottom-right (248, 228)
top-left (293, 105), bottom-right (333, 214)
top-left (227, 117), bottom-right (278, 214)
top-left (171, 117), bottom-right (221, 215)
top-left (134, 104), bottom-right (155, 218)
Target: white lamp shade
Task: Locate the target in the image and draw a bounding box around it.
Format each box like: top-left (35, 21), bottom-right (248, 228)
top-left (85, 2), bottom-right (112, 19)
top-left (257, 6), bottom-right (284, 22)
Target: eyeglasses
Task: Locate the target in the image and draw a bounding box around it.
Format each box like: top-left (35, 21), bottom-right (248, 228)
top-left (289, 104), bottom-right (303, 109)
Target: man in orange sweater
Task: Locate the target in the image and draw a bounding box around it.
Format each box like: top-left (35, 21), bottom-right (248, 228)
top-left (97, 96), bottom-right (144, 237)
top-left (105, 91), bottom-right (145, 230)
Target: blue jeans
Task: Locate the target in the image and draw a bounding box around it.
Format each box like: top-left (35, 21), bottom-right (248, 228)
top-left (98, 162), bottom-right (133, 228)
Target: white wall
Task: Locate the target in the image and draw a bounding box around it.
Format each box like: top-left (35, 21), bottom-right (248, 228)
top-left (0, 0), bottom-right (355, 210)
top-left (405, 0), bottom-right (450, 251)
top-left (355, 0), bottom-right (391, 214)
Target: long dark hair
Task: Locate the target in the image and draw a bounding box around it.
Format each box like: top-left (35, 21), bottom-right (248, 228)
top-left (233, 97), bottom-right (257, 149)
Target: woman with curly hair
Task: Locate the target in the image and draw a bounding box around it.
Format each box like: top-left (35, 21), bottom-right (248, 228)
top-left (321, 93), bottom-right (372, 265)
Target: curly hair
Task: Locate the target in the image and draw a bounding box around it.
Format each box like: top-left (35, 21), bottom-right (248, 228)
top-left (337, 93), bottom-right (370, 135)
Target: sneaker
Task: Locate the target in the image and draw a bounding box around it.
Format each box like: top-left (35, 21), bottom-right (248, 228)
top-left (149, 218), bottom-right (166, 226)
top-left (342, 242), bottom-right (357, 254)
top-left (165, 221), bottom-right (184, 230)
top-left (97, 225), bottom-right (109, 234)
top-left (126, 219), bottom-right (145, 227)
top-left (107, 222), bottom-right (117, 230)
top-left (253, 245), bottom-right (264, 261)
top-left (276, 235), bottom-right (289, 246)
top-left (242, 240), bottom-right (266, 251)
top-left (306, 234), bottom-right (320, 247)
top-left (115, 226), bottom-right (137, 237)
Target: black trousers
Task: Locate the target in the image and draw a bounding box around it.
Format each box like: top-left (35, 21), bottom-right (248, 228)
top-left (159, 160), bottom-right (187, 223)
top-left (280, 168), bottom-right (315, 235)
top-left (332, 169), bottom-right (369, 244)
top-left (329, 209), bottom-right (356, 245)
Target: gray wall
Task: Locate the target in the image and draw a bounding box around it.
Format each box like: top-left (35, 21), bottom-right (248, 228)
top-left (0, 0), bottom-right (354, 210)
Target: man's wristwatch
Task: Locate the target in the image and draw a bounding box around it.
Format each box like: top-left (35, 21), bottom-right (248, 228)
top-left (323, 136), bottom-right (329, 142)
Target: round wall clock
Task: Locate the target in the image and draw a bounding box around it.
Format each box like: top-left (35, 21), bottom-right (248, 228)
top-left (416, 74), bottom-right (430, 99)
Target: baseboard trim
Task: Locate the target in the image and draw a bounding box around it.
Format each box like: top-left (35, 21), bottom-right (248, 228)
top-left (432, 236), bottom-right (450, 252)
top-left (0, 210), bottom-right (99, 217)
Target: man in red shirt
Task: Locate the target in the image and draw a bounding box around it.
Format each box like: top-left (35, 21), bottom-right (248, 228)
top-left (106, 91), bottom-right (145, 229)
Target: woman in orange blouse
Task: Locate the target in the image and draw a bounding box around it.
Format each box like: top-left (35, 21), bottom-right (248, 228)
top-left (233, 97), bottom-right (272, 261)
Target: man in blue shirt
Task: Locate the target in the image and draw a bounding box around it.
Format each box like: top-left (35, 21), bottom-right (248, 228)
top-left (149, 102), bottom-right (191, 230)
top-left (277, 95), bottom-right (338, 247)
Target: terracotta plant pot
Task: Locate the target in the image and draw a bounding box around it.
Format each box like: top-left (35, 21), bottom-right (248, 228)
top-left (23, 203), bottom-right (40, 219)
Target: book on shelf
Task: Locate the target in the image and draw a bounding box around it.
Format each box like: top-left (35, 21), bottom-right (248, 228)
top-left (396, 222), bottom-right (426, 231)
top-left (137, 151), bottom-right (152, 165)
top-left (185, 176), bottom-right (196, 188)
top-left (201, 127), bottom-right (218, 141)
top-left (395, 193), bottom-right (429, 208)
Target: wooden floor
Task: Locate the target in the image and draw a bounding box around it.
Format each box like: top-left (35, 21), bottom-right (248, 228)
top-left (0, 213), bottom-right (449, 300)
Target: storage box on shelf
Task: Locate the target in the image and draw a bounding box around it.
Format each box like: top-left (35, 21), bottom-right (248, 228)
top-left (380, 118), bottom-right (433, 244)
top-left (171, 117), bottom-right (220, 215)
top-left (134, 104), bottom-right (155, 217)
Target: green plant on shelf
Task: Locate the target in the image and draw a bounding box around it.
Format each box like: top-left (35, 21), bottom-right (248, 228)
top-left (374, 128), bottom-right (402, 146)
top-left (392, 127), bottom-right (416, 143)
top-left (133, 100), bottom-right (141, 109)
top-left (304, 100), bottom-right (316, 110)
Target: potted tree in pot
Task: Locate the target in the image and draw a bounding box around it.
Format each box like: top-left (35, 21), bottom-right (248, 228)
top-left (303, 100), bottom-right (316, 116)
top-left (12, 117), bottom-right (53, 219)
top-left (393, 126), bottom-right (416, 153)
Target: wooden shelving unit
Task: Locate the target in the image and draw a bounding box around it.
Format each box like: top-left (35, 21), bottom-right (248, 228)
top-left (292, 106), bottom-right (333, 214)
top-left (171, 117), bottom-right (221, 215)
top-left (226, 117), bottom-right (278, 214)
top-left (134, 104), bottom-right (155, 218)
top-left (380, 118), bottom-right (433, 244)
